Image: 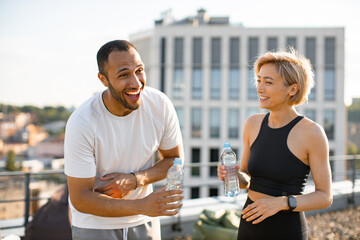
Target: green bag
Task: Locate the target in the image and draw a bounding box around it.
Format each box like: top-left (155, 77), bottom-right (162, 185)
top-left (192, 209), bottom-right (241, 240)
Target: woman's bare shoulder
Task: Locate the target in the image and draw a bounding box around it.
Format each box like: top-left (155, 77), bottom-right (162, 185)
top-left (300, 117), bottom-right (328, 142)
top-left (244, 113), bottom-right (267, 128)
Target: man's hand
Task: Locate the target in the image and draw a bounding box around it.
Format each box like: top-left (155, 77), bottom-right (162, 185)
top-left (94, 172), bottom-right (136, 198)
top-left (139, 186), bottom-right (184, 217)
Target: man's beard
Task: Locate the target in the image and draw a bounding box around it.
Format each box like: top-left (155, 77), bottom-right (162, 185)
top-left (108, 81), bottom-right (141, 111)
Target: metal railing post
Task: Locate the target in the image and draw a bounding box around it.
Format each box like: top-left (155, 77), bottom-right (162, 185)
top-left (24, 172), bottom-right (31, 226)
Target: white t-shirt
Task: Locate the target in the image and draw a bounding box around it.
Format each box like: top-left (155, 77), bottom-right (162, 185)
top-left (64, 86), bottom-right (183, 229)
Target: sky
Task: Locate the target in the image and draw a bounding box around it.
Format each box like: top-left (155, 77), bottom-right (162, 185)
top-left (0, 0), bottom-right (359, 108)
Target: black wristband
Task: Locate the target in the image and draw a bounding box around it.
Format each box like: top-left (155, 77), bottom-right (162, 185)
top-left (130, 172), bottom-right (137, 190)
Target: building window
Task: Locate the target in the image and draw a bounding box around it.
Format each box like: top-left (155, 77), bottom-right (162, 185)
top-left (286, 37), bottom-right (297, 50)
top-left (193, 38), bottom-right (202, 67)
top-left (160, 37), bottom-right (166, 93)
top-left (191, 108), bottom-right (202, 138)
top-left (192, 38), bottom-right (203, 99)
top-left (324, 37), bottom-right (336, 101)
top-left (210, 148), bottom-right (219, 177)
top-left (173, 68), bottom-right (184, 99)
top-left (228, 108), bottom-right (239, 139)
top-left (267, 37), bottom-right (278, 51)
top-left (211, 38), bottom-right (221, 67)
top-left (210, 108), bottom-right (220, 138)
top-left (209, 187), bottom-right (219, 197)
top-left (211, 68), bottom-right (221, 99)
top-left (248, 38), bottom-right (258, 100)
top-left (230, 37), bottom-right (240, 67)
top-left (248, 69), bottom-right (257, 100)
top-left (175, 107), bottom-right (184, 133)
top-left (191, 148), bottom-right (201, 176)
top-left (229, 37), bottom-right (240, 100)
top-left (325, 69), bottom-right (335, 100)
top-left (174, 38), bottom-right (184, 65)
top-left (324, 109), bottom-right (335, 140)
top-left (191, 187), bottom-right (200, 199)
top-left (306, 37), bottom-right (316, 101)
top-left (192, 68), bottom-right (202, 99)
top-left (229, 69), bottom-right (240, 100)
top-left (173, 38), bottom-right (184, 99)
top-left (325, 37), bottom-right (336, 66)
top-left (211, 37), bottom-right (221, 99)
top-left (304, 109), bottom-right (316, 122)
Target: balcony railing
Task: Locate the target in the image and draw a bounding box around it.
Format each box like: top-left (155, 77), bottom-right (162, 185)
top-left (0, 155), bottom-right (359, 235)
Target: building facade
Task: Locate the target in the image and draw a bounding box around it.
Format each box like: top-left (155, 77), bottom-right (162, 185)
top-left (130, 9), bottom-right (346, 199)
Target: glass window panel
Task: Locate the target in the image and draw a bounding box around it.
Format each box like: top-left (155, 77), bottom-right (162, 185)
top-left (324, 109), bottom-right (335, 140)
top-left (228, 108), bottom-right (239, 139)
top-left (210, 108), bottom-right (220, 138)
top-left (211, 68), bottom-right (221, 99)
top-left (325, 69), bottom-right (335, 101)
top-left (211, 38), bottom-right (221, 67)
top-left (248, 69), bottom-right (257, 100)
top-left (174, 38), bottom-right (183, 66)
top-left (267, 37), bottom-right (278, 51)
top-left (209, 187), bottom-right (218, 197)
top-left (286, 37), bottom-right (297, 50)
top-left (192, 108), bottom-right (202, 138)
top-left (191, 148), bottom-right (201, 176)
top-left (230, 37), bottom-right (240, 67)
top-left (248, 37), bottom-right (258, 67)
top-left (191, 187), bottom-right (200, 199)
top-left (192, 68), bottom-right (202, 99)
top-left (175, 107), bottom-right (184, 133)
top-left (325, 37), bottom-right (335, 66)
top-left (229, 69), bottom-right (240, 99)
top-left (210, 148), bottom-right (219, 177)
top-left (193, 38), bottom-right (202, 67)
top-left (308, 70), bottom-right (316, 101)
top-left (306, 38), bottom-right (316, 67)
top-left (173, 68), bottom-right (184, 99)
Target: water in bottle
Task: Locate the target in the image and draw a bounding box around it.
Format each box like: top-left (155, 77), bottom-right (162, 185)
top-left (220, 142), bottom-right (240, 197)
top-left (166, 158), bottom-right (184, 191)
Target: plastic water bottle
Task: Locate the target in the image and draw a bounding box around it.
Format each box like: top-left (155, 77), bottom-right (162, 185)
top-left (165, 158), bottom-right (184, 210)
top-left (166, 158), bottom-right (184, 191)
top-left (220, 142), bottom-right (240, 197)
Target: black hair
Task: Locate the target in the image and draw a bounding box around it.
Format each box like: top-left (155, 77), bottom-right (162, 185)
top-left (96, 40), bottom-right (138, 77)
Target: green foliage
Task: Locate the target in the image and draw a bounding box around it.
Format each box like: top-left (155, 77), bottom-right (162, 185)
top-left (347, 142), bottom-right (359, 155)
top-left (5, 150), bottom-right (17, 171)
top-left (0, 104), bottom-right (73, 125)
top-left (348, 98), bottom-right (360, 123)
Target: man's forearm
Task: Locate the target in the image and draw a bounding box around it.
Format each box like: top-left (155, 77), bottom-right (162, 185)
top-left (70, 187), bottom-right (141, 217)
top-left (135, 157), bottom-right (175, 187)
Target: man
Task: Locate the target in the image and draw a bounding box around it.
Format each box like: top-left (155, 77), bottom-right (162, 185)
top-left (64, 40), bottom-right (184, 240)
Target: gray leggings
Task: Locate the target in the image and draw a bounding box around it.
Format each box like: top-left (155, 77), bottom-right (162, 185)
top-left (72, 218), bottom-right (161, 240)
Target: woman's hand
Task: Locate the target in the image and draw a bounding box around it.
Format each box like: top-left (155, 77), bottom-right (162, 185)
top-left (217, 163), bottom-right (240, 181)
top-left (241, 196), bottom-right (288, 224)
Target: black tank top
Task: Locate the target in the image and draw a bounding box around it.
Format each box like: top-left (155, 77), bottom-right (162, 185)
top-left (248, 113), bottom-right (310, 196)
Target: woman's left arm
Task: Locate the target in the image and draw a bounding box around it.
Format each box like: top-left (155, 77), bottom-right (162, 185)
top-left (292, 123), bottom-right (333, 211)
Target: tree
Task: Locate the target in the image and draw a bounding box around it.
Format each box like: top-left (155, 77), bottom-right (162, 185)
top-left (5, 150), bottom-right (17, 171)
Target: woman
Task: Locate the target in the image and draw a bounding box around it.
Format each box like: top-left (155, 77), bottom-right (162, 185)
top-left (218, 50), bottom-right (332, 239)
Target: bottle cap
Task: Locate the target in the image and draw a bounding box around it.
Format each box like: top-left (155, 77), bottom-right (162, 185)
top-left (224, 142), bottom-right (231, 148)
top-left (174, 158), bottom-right (182, 165)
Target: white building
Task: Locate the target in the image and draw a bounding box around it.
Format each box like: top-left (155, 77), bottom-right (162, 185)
top-left (130, 9), bottom-right (346, 198)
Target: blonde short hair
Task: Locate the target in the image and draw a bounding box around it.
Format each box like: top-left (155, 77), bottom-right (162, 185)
top-left (254, 49), bottom-right (314, 105)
